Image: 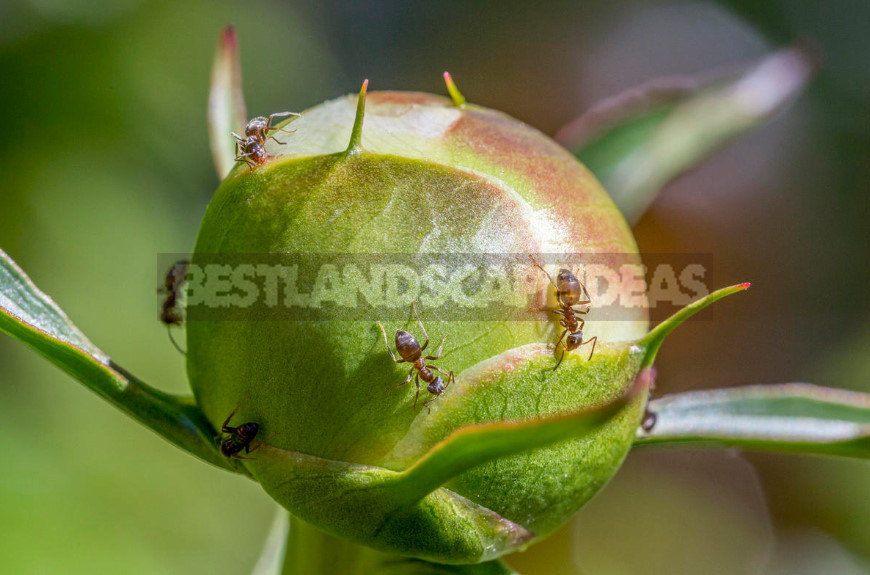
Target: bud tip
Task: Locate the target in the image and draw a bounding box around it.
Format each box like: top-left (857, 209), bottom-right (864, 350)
top-left (221, 25), bottom-right (237, 48)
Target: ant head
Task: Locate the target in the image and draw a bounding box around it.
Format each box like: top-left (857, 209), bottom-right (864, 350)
top-left (427, 377), bottom-right (445, 395)
top-left (395, 330), bottom-right (421, 361)
top-left (237, 422), bottom-right (259, 438)
top-left (565, 331), bottom-right (583, 350)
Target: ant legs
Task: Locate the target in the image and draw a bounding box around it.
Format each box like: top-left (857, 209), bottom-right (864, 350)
top-left (421, 369), bottom-right (454, 413)
top-left (382, 366), bottom-right (414, 398)
top-left (529, 254), bottom-right (558, 290)
top-left (411, 301), bottom-right (430, 349)
top-left (431, 367), bottom-right (454, 389)
top-left (424, 335), bottom-right (449, 361)
top-left (377, 321), bottom-right (405, 364)
top-left (222, 403), bottom-right (241, 432)
top-left (398, 367), bottom-right (415, 389)
top-left (266, 111), bottom-right (300, 126)
top-left (554, 328), bottom-right (569, 350)
top-left (551, 330), bottom-right (596, 370)
top-left (234, 151), bottom-right (257, 168)
top-left (582, 336), bottom-right (598, 361)
top-left (167, 325), bottom-right (186, 355)
top-left (266, 112), bottom-right (300, 139)
top-left (553, 348), bottom-right (567, 371)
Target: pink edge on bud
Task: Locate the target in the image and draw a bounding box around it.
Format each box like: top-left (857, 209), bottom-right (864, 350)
top-left (740, 282), bottom-right (751, 289)
top-left (443, 71), bottom-right (467, 108)
top-left (209, 24), bottom-right (247, 179)
top-left (221, 25), bottom-right (237, 48)
top-left (346, 79), bottom-right (369, 153)
top-left (633, 367), bottom-right (657, 397)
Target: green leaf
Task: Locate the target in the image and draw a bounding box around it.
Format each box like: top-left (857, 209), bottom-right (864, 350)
top-left (389, 368), bottom-right (650, 500)
top-left (251, 508), bottom-right (290, 575)
top-left (635, 383), bottom-right (870, 458)
top-left (0, 248), bottom-right (236, 473)
top-left (209, 25), bottom-right (247, 179)
top-left (558, 47), bottom-right (814, 224)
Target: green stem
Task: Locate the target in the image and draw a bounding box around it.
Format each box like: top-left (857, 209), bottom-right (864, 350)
top-left (0, 248), bottom-right (240, 475)
top-left (281, 515), bottom-right (519, 575)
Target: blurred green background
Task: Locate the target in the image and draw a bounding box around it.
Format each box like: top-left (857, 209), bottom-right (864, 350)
top-left (0, 0), bottom-right (868, 573)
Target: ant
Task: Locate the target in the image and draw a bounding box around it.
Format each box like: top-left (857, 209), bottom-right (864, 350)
top-left (217, 401), bottom-right (261, 459)
top-left (233, 135), bottom-right (266, 167)
top-left (378, 302), bottom-right (455, 413)
top-left (530, 256), bottom-right (597, 370)
top-left (233, 112), bottom-right (299, 168)
top-left (158, 260), bottom-right (188, 354)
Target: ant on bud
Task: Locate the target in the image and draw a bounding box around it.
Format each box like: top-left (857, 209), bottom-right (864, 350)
top-left (233, 112), bottom-right (299, 168)
top-left (530, 255), bottom-right (597, 370)
top-left (158, 260), bottom-right (188, 355)
top-left (216, 399), bottom-right (266, 460)
top-left (378, 302), bottom-right (455, 413)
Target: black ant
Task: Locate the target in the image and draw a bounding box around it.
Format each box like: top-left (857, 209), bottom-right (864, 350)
top-left (158, 260), bottom-right (188, 354)
top-left (530, 256), bottom-right (597, 370)
top-left (217, 402), bottom-right (261, 459)
top-left (233, 112), bottom-right (299, 168)
top-left (378, 302), bottom-right (455, 413)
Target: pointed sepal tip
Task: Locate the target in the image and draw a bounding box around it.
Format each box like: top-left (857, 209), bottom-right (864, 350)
top-left (639, 282), bottom-right (751, 368)
top-left (346, 79), bottom-right (369, 153)
top-left (443, 71), bottom-right (467, 108)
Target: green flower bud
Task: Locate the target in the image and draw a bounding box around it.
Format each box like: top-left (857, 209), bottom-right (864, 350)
top-left (187, 82), bottom-right (648, 564)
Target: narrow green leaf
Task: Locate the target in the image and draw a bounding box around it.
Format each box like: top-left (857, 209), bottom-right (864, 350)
top-left (390, 368), bottom-right (651, 500)
top-left (558, 47), bottom-right (814, 223)
top-left (0, 249), bottom-right (237, 473)
top-left (251, 508), bottom-right (290, 575)
top-left (639, 283), bottom-right (750, 369)
top-left (209, 25), bottom-right (248, 179)
top-left (635, 384), bottom-right (870, 459)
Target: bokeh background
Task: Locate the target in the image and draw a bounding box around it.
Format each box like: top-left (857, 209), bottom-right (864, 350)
top-left (1, 0), bottom-right (868, 573)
